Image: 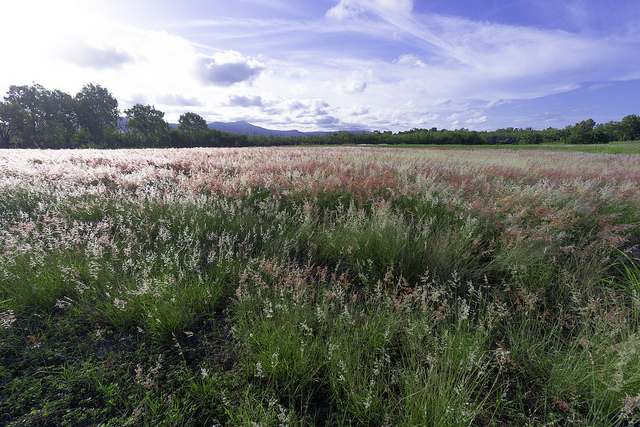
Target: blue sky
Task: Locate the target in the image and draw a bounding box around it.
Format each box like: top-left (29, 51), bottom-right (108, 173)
top-left (2, 0), bottom-right (639, 132)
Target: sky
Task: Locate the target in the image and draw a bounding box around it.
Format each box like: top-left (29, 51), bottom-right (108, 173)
top-left (1, 0), bottom-right (639, 132)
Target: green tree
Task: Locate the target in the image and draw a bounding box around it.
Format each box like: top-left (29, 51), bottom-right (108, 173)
top-left (75, 83), bottom-right (119, 146)
top-left (0, 102), bottom-right (13, 148)
top-left (596, 122), bottom-right (619, 141)
top-left (619, 114), bottom-right (640, 141)
top-left (124, 104), bottom-right (169, 147)
top-left (3, 84), bottom-right (48, 147)
top-left (575, 118), bottom-right (596, 134)
top-left (48, 89), bottom-right (78, 148)
top-left (518, 131), bottom-right (543, 145)
top-left (178, 112), bottom-right (208, 147)
top-left (565, 118), bottom-right (604, 144)
top-left (0, 102), bottom-right (15, 148)
top-left (2, 84), bottom-right (78, 148)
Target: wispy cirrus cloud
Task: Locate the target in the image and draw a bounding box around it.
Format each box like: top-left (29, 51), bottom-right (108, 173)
top-left (316, 2), bottom-right (640, 116)
top-left (149, 1), bottom-right (640, 130)
top-left (2, 0), bottom-right (639, 132)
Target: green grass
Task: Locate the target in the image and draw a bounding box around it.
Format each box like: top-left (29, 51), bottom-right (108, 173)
top-left (2, 151), bottom-right (640, 425)
top-left (386, 140), bottom-right (640, 154)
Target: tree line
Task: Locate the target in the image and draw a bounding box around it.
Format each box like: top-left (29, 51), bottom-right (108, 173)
top-left (1, 83), bottom-right (639, 149)
top-left (0, 83), bottom-right (244, 149)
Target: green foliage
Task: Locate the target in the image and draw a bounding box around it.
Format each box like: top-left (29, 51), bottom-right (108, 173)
top-left (1, 84), bottom-right (72, 148)
top-left (607, 250), bottom-right (640, 298)
top-left (620, 114), bottom-right (640, 141)
top-left (518, 131), bottom-right (543, 145)
top-left (124, 103), bottom-right (170, 147)
top-left (178, 112), bottom-right (208, 147)
top-left (560, 119), bottom-right (611, 144)
top-left (0, 83), bottom-right (120, 149)
top-left (75, 83), bottom-right (119, 145)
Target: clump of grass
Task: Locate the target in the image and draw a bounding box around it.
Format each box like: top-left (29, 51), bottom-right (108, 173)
top-left (608, 249), bottom-right (640, 296)
top-left (231, 258), bottom-right (502, 425)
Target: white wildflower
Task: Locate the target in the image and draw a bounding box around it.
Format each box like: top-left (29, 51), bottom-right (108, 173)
top-left (1, 310), bottom-right (16, 329)
top-left (55, 296), bottom-right (73, 309)
top-left (271, 349), bottom-right (279, 369)
top-left (113, 298), bottom-right (127, 310)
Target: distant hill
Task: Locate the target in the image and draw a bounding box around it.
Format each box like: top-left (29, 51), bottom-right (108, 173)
top-left (206, 121), bottom-right (331, 137)
top-left (163, 120), bottom-right (369, 137)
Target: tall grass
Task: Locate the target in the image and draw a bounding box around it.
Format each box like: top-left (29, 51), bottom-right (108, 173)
top-left (1, 147), bottom-right (640, 425)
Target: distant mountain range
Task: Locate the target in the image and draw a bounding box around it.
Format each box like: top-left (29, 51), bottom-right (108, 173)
top-left (207, 121), bottom-right (334, 137)
top-left (167, 120), bottom-right (368, 137)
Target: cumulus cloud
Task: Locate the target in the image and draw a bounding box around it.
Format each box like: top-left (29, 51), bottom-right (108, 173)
top-left (127, 93), bottom-right (150, 106)
top-left (266, 98), bottom-right (332, 120)
top-left (196, 51), bottom-right (265, 87)
top-left (326, 70), bottom-right (371, 95)
top-left (285, 100), bottom-right (307, 111)
top-left (395, 54), bottom-right (427, 68)
top-left (341, 79), bottom-right (367, 94)
top-left (64, 44), bottom-right (133, 70)
top-left (227, 95), bottom-right (265, 107)
top-left (344, 104), bottom-right (369, 116)
top-left (446, 110), bottom-right (489, 129)
top-left (466, 115), bottom-right (488, 126)
top-left (156, 94), bottom-right (204, 106)
top-left (309, 99), bottom-right (331, 115)
top-left (326, 2), bottom-right (363, 20)
top-left (315, 115), bottom-right (340, 125)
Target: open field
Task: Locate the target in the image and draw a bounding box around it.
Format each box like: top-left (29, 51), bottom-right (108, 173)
top-left (502, 141), bottom-right (640, 154)
top-left (1, 146), bottom-right (640, 426)
top-left (389, 141), bottom-right (640, 154)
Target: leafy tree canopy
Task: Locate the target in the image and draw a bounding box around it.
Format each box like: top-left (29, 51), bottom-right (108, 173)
top-left (178, 112), bottom-right (208, 147)
top-left (75, 84), bottom-right (119, 144)
top-left (124, 104), bottom-right (170, 146)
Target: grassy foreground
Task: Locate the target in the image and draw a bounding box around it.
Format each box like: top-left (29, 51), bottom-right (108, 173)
top-left (1, 147), bottom-right (640, 426)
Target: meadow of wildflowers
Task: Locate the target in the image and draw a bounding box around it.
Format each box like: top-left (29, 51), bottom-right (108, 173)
top-left (1, 146), bottom-right (639, 425)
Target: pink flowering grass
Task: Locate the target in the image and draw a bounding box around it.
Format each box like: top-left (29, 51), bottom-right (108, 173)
top-left (1, 146), bottom-right (640, 425)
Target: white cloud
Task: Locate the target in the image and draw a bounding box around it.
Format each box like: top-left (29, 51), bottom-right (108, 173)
top-left (326, 0), bottom-right (413, 20)
top-left (326, 2), bottom-right (363, 20)
top-left (484, 99), bottom-right (505, 108)
top-left (63, 44), bottom-right (134, 70)
top-left (269, 98), bottom-right (332, 120)
top-left (466, 115), bottom-right (488, 126)
top-left (156, 94), bottom-right (204, 107)
top-left (433, 99), bottom-right (452, 107)
top-left (395, 54), bottom-right (427, 68)
top-left (343, 104), bottom-right (370, 116)
top-left (196, 51), bottom-right (265, 87)
top-left (2, 0), bottom-right (639, 132)
top-left (227, 95), bottom-right (265, 107)
top-left (587, 82), bottom-right (611, 91)
top-left (340, 79), bottom-right (367, 95)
